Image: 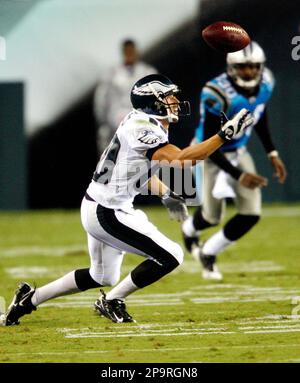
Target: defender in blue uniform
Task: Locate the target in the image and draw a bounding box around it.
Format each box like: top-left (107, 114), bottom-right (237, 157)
top-left (182, 41), bottom-right (287, 280)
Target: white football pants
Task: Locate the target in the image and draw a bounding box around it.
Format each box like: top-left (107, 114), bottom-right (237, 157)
top-left (80, 197), bottom-right (184, 286)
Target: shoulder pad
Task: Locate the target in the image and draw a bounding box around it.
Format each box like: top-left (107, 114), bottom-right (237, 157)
top-left (202, 81), bottom-right (229, 113)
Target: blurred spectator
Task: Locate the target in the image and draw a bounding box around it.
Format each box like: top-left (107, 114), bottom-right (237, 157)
top-left (94, 39), bottom-right (157, 154)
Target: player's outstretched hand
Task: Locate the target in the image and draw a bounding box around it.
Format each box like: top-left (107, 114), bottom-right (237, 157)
top-left (239, 172), bottom-right (268, 189)
top-left (161, 190), bottom-right (189, 222)
top-left (218, 108), bottom-right (253, 142)
top-left (270, 156), bottom-right (287, 184)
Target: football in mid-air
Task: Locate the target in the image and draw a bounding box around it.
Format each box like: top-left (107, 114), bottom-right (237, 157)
top-left (202, 21), bottom-right (250, 53)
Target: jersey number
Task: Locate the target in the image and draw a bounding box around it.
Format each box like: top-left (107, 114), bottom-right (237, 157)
top-left (93, 135), bottom-right (121, 184)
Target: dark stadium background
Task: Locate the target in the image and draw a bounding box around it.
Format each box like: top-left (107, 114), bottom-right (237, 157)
top-left (0, 0), bottom-right (299, 209)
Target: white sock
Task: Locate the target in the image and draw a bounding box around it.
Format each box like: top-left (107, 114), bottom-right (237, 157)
top-left (202, 230), bottom-right (233, 256)
top-left (31, 270), bottom-right (80, 306)
top-left (182, 216), bottom-right (198, 237)
top-left (105, 274), bottom-right (138, 301)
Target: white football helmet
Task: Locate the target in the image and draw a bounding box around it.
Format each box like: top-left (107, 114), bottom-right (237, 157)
top-left (227, 41), bottom-right (266, 89)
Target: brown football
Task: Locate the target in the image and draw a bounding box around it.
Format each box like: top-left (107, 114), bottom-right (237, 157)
top-left (202, 21), bottom-right (250, 53)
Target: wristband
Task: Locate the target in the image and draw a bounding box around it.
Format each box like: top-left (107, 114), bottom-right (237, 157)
top-left (268, 150), bottom-right (279, 159)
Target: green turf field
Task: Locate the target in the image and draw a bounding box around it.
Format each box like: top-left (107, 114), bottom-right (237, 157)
top-left (0, 204), bottom-right (300, 363)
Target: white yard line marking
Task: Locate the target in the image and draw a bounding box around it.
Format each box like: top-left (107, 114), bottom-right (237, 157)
top-left (65, 331), bottom-right (235, 338)
top-left (262, 207), bottom-right (300, 217)
top-left (2, 256), bottom-right (285, 277)
top-left (239, 319), bottom-right (300, 325)
top-left (5, 266), bottom-right (70, 279)
top-left (38, 284), bottom-right (300, 308)
top-left (56, 319), bottom-right (300, 333)
top-left (160, 260), bottom-right (284, 274)
top-left (42, 296), bottom-right (297, 308)
top-left (56, 324), bottom-right (221, 332)
top-left (5, 343), bottom-right (300, 357)
top-left (253, 314), bottom-right (300, 321)
top-left (56, 317), bottom-right (300, 339)
top-left (48, 286), bottom-right (300, 300)
top-left (244, 329), bottom-right (300, 334)
top-left (1, 244), bottom-right (86, 257)
top-left (190, 284), bottom-right (253, 290)
top-left (64, 327), bottom-right (232, 339)
top-left (285, 359), bottom-right (300, 362)
top-left (239, 325), bottom-right (300, 330)
top-left (191, 296), bottom-right (296, 304)
top-left (6, 260), bottom-right (284, 279)
top-left (63, 328), bottom-right (300, 338)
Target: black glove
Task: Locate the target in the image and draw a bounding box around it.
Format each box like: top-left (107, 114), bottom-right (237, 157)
top-left (161, 190), bottom-right (189, 222)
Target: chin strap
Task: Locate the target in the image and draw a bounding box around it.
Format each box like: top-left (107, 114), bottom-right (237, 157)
top-left (167, 110), bottom-right (179, 123)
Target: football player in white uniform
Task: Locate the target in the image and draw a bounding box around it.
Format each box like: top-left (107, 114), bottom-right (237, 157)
top-left (2, 74), bottom-right (253, 325)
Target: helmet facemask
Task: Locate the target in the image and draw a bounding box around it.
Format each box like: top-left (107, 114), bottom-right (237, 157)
top-left (227, 62), bottom-right (264, 90)
top-left (148, 84), bottom-right (190, 122)
top-left (165, 99), bottom-right (191, 123)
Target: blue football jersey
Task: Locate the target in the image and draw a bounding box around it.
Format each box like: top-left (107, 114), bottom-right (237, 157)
top-left (195, 68), bottom-right (275, 151)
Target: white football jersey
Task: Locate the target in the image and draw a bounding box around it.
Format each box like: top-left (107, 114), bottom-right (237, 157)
top-left (86, 110), bottom-right (168, 210)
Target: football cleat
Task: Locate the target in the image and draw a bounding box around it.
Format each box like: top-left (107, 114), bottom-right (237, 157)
top-left (192, 246), bottom-right (223, 281)
top-left (200, 253), bottom-right (223, 281)
top-left (94, 290), bottom-right (135, 323)
top-left (2, 282), bottom-right (36, 326)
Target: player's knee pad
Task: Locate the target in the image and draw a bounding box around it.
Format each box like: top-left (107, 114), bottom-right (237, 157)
top-left (131, 255), bottom-right (180, 288)
top-left (74, 268), bottom-right (102, 291)
top-left (224, 214), bottom-right (260, 241)
top-left (162, 252), bottom-right (181, 274)
top-left (130, 243), bottom-right (182, 289)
